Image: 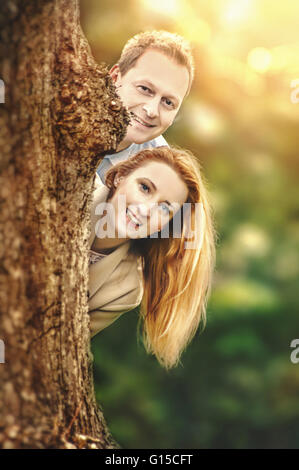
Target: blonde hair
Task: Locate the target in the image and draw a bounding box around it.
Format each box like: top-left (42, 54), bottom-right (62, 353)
top-left (117, 30), bottom-right (194, 95)
top-left (105, 147), bottom-right (215, 369)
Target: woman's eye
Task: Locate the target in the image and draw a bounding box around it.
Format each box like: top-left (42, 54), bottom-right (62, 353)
top-left (140, 182), bottom-right (150, 193)
top-left (160, 203), bottom-right (170, 215)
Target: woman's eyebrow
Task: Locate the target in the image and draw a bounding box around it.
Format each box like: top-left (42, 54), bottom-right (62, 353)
top-left (141, 177), bottom-right (172, 207)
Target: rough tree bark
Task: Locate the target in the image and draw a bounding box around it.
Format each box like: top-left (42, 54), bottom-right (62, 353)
top-left (0, 0), bottom-right (129, 449)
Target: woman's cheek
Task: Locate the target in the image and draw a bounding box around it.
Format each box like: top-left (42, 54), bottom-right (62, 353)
top-left (148, 214), bottom-right (159, 235)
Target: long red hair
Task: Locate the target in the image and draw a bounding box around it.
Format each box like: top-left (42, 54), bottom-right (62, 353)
top-left (105, 146), bottom-right (216, 369)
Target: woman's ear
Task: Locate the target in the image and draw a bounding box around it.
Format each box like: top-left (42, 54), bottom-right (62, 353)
top-left (113, 174), bottom-right (124, 187)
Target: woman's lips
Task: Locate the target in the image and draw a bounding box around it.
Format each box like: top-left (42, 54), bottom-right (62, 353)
top-left (126, 208), bottom-right (142, 230)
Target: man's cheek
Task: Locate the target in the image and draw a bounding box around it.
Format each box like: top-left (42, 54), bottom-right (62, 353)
top-left (161, 117), bottom-right (174, 131)
top-left (168, 115), bottom-right (176, 127)
top-left (117, 88), bottom-right (131, 107)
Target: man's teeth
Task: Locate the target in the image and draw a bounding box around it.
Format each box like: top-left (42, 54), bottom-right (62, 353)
top-left (131, 113), bottom-right (153, 127)
top-left (127, 208), bottom-right (141, 227)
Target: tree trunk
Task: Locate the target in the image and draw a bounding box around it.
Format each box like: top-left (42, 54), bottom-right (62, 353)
top-left (0, 0), bottom-right (128, 449)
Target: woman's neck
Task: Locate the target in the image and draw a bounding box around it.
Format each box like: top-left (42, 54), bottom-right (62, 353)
top-left (91, 235), bottom-right (128, 254)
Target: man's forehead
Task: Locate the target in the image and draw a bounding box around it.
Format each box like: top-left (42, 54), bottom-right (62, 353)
top-left (127, 49), bottom-right (190, 99)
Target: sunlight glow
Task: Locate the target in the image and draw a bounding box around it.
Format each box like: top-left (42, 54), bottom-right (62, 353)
top-left (179, 17), bottom-right (211, 45)
top-left (222, 0), bottom-right (253, 25)
top-left (140, 0), bottom-right (180, 17)
top-left (188, 102), bottom-right (225, 142)
top-left (270, 47), bottom-right (288, 72)
top-left (248, 47), bottom-right (272, 73)
top-left (233, 224), bottom-right (271, 257)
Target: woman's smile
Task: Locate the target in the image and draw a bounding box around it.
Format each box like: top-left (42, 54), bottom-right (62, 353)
top-left (126, 207), bottom-right (143, 230)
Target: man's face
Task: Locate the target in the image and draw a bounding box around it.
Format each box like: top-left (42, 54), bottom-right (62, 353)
top-left (110, 49), bottom-right (190, 151)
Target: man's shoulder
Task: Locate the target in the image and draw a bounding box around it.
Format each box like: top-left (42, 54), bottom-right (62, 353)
top-left (97, 136), bottom-right (169, 182)
top-left (139, 135), bottom-right (168, 150)
top-left (111, 135), bottom-right (168, 160)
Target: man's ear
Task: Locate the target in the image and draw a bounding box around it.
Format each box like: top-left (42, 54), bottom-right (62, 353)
top-left (109, 64), bottom-right (122, 86)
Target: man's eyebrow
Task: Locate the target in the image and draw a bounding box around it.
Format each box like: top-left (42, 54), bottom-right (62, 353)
top-left (138, 80), bottom-right (180, 105)
top-left (141, 177), bottom-right (172, 207)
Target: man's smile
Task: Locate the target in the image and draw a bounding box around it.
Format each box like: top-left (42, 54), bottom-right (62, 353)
top-left (130, 112), bottom-right (156, 128)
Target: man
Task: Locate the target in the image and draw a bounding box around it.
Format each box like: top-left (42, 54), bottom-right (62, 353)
top-left (97, 30), bottom-right (194, 184)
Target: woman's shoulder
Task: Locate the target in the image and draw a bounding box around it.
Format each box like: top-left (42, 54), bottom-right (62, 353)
top-left (88, 246), bottom-right (143, 313)
top-left (89, 242), bottom-right (142, 295)
top-left (115, 250), bottom-right (143, 286)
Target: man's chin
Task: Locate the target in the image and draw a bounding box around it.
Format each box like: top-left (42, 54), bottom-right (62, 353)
top-left (117, 130), bottom-right (159, 150)
top-left (128, 128), bottom-right (159, 145)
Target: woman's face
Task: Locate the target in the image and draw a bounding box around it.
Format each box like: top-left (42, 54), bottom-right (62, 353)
top-left (107, 161), bottom-right (188, 240)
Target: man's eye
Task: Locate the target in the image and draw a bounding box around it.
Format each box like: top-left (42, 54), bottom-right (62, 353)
top-left (163, 98), bottom-right (175, 108)
top-left (140, 183), bottom-right (150, 193)
top-left (138, 85), bottom-right (152, 94)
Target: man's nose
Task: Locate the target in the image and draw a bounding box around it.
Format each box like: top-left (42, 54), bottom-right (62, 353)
top-left (143, 98), bottom-right (159, 119)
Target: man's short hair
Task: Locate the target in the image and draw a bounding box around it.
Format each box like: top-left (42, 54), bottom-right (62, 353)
top-left (117, 30), bottom-right (194, 95)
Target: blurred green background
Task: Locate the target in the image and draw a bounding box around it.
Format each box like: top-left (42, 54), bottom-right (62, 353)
top-left (81, 0), bottom-right (299, 449)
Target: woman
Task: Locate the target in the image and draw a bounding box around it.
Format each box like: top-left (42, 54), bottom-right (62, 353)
top-left (88, 146), bottom-right (215, 369)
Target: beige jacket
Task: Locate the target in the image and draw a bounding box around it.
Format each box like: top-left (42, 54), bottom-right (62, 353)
top-left (88, 182), bottom-right (144, 337)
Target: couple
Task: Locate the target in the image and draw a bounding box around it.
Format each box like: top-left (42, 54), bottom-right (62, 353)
top-left (88, 31), bottom-right (215, 370)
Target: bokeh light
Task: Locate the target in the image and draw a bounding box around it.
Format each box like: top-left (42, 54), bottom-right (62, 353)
top-left (140, 0), bottom-right (180, 17)
top-left (222, 0), bottom-right (254, 27)
top-left (247, 47), bottom-right (272, 73)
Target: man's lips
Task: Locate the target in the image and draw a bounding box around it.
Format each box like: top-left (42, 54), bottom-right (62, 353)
top-left (130, 112), bottom-right (156, 128)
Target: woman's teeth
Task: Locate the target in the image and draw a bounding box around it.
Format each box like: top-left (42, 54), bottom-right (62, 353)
top-left (126, 208), bottom-right (141, 228)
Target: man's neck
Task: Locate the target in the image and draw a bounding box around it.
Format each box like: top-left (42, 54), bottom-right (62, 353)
top-left (116, 140), bottom-right (132, 152)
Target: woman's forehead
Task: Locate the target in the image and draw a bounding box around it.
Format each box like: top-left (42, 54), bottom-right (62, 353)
top-left (129, 160), bottom-right (188, 204)
top-left (130, 160), bottom-right (173, 176)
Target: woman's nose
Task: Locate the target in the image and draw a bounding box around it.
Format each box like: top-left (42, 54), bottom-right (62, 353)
top-left (136, 202), bottom-right (155, 218)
